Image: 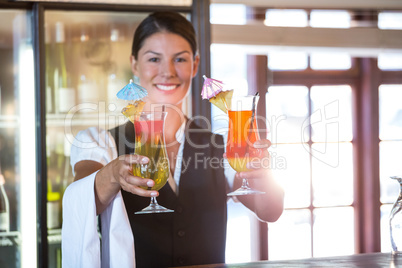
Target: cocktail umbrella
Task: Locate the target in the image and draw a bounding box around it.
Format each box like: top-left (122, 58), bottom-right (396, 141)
top-left (118, 79), bottom-right (148, 123)
top-left (201, 75), bottom-right (224, 99)
top-left (117, 79), bottom-right (148, 101)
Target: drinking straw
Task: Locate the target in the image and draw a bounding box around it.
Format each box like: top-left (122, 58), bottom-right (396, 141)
top-left (150, 106), bottom-right (165, 181)
top-left (245, 93), bottom-right (259, 155)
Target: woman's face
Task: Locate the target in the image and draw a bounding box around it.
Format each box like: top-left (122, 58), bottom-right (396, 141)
top-left (130, 32), bottom-right (199, 108)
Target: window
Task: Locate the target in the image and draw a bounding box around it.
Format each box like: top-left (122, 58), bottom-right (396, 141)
top-left (210, 4), bottom-right (402, 263)
top-left (267, 82), bottom-right (354, 260)
top-left (379, 84), bottom-right (402, 252)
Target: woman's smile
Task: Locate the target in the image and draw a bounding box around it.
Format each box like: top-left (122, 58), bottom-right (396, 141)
top-left (154, 83), bottom-right (180, 92)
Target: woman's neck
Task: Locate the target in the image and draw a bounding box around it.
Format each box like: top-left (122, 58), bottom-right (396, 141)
top-left (164, 106), bottom-right (186, 145)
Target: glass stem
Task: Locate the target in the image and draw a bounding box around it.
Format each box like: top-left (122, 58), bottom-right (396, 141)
top-left (241, 178), bottom-right (250, 189)
top-left (150, 196), bottom-right (158, 206)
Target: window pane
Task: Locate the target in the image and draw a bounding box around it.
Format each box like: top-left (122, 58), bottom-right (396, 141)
top-left (378, 12), bottom-right (402, 30)
top-left (378, 53), bottom-right (402, 70)
top-left (268, 209), bottom-right (312, 260)
top-left (225, 199), bottom-right (257, 263)
top-left (270, 144), bottom-right (311, 208)
top-left (380, 141), bottom-right (402, 204)
top-left (0, 9), bottom-right (36, 268)
top-left (381, 204), bottom-right (393, 253)
top-left (310, 52), bottom-right (351, 70)
top-left (313, 207), bottom-right (354, 257)
top-left (266, 86), bottom-right (309, 143)
top-left (210, 4), bottom-right (246, 25)
top-left (264, 9), bottom-right (308, 27)
top-left (310, 10), bottom-right (351, 28)
top-left (312, 142), bottom-right (354, 207)
top-left (379, 85), bottom-right (402, 140)
top-left (311, 85), bottom-right (353, 142)
top-left (268, 51), bottom-right (308, 70)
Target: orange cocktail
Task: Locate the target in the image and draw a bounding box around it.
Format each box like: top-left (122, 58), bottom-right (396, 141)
top-left (226, 110), bottom-right (261, 172)
top-left (225, 95), bottom-right (265, 196)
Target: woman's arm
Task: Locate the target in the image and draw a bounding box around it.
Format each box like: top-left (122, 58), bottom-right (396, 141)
top-left (74, 155), bottom-right (158, 215)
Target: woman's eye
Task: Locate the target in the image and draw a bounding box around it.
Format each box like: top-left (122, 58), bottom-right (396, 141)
top-left (148, 57), bottom-right (159, 62)
top-left (175, 57), bottom-right (187, 63)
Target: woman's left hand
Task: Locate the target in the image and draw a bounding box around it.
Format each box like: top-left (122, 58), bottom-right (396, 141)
top-left (224, 139), bottom-right (284, 222)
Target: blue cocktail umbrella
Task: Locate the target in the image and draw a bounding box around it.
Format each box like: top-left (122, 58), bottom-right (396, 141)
top-left (116, 79), bottom-right (148, 101)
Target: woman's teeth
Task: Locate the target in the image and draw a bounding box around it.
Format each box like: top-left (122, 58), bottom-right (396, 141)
top-left (156, 84), bottom-right (176, 91)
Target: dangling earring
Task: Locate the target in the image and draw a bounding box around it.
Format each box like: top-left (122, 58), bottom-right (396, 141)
top-left (133, 75), bottom-right (140, 84)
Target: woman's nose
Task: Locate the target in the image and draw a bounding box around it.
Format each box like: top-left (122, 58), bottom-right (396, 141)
top-left (160, 60), bottom-right (176, 77)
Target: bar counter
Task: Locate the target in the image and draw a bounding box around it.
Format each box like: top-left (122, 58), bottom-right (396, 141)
top-left (181, 252), bottom-right (402, 268)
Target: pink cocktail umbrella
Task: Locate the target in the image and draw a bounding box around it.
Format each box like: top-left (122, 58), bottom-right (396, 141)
top-left (201, 75), bottom-right (224, 99)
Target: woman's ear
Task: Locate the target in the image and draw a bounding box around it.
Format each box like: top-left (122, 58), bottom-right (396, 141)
top-left (130, 55), bottom-right (139, 77)
top-left (192, 54), bottom-right (200, 78)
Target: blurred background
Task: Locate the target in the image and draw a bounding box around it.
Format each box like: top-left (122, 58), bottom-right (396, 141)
top-left (0, 0), bottom-right (401, 267)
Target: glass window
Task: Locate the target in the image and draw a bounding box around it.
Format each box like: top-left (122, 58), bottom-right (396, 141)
top-left (268, 209), bottom-right (312, 260)
top-left (313, 207), bottom-right (354, 257)
top-left (310, 10), bottom-right (351, 28)
top-left (378, 12), bottom-right (402, 30)
top-left (264, 9), bottom-right (308, 27)
top-left (225, 199), bottom-right (259, 263)
top-left (270, 144), bottom-right (311, 208)
top-left (310, 52), bottom-right (352, 70)
top-left (268, 51), bottom-right (308, 70)
top-left (210, 4), bottom-right (246, 25)
top-left (0, 9), bottom-right (36, 268)
top-left (379, 84), bottom-right (402, 252)
top-left (379, 85), bottom-right (402, 140)
top-left (381, 204), bottom-right (393, 252)
top-left (378, 53), bottom-right (402, 70)
top-left (45, 10), bottom-right (180, 267)
top-left (310, 85), bottom-right (353, 143)
top-left (266, 86), bottom-right (309, 143)
top-left (312, 143), bottom-right (354, 207)
top-left (380, 141), bottom-right (402, 204)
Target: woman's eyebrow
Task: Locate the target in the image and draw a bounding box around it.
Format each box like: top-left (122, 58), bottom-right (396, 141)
top-left (174, 51), bottom-right (191, 57)
top-left (142, 50), bottom-right (191, 57)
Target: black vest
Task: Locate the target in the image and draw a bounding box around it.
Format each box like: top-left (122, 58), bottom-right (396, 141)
top-left (109, 120), bottom-right (227, 267)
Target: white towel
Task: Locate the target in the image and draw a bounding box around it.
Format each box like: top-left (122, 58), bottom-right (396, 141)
top-left (62, 171), bottom-right (135, 267)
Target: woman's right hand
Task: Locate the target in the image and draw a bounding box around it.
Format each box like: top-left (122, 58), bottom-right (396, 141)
top-left (102, 154), bottom-right (158, 198)
top-left (75, 154), bottom-right (158, 215)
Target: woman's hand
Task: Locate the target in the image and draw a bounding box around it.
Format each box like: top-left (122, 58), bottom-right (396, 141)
top-left (103, 154), bottom-right (159, 198)
top-left (225, 139), bottom-right (284, 222)
top-left (75, 154), bottom-right (159, 215)
top-left (236, 139), bottom-right (272, 182)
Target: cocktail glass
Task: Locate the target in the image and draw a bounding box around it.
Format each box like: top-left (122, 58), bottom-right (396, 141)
top-left (132, 111), bottom-right (173, 214)
top-left (226, 95), bottom-right (265, 196)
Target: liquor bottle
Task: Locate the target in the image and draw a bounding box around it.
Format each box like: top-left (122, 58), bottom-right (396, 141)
top-left (77, 74), bottom-right (98, 113)
top-left (107, 25), bottom-right (126, 114)
top-left (0, 174), bottom-right (10, 232)
top-left (47, 180), bottom-right (61, 230)
top-left (53, 22), bottom-right (76, 114)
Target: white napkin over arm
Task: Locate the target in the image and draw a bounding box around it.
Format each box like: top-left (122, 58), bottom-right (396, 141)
top-left (62, 127), bottom-right (135, 267)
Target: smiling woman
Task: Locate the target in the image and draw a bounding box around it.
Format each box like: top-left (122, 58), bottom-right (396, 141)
top-left (62, 10), bottom-right (284, 267)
